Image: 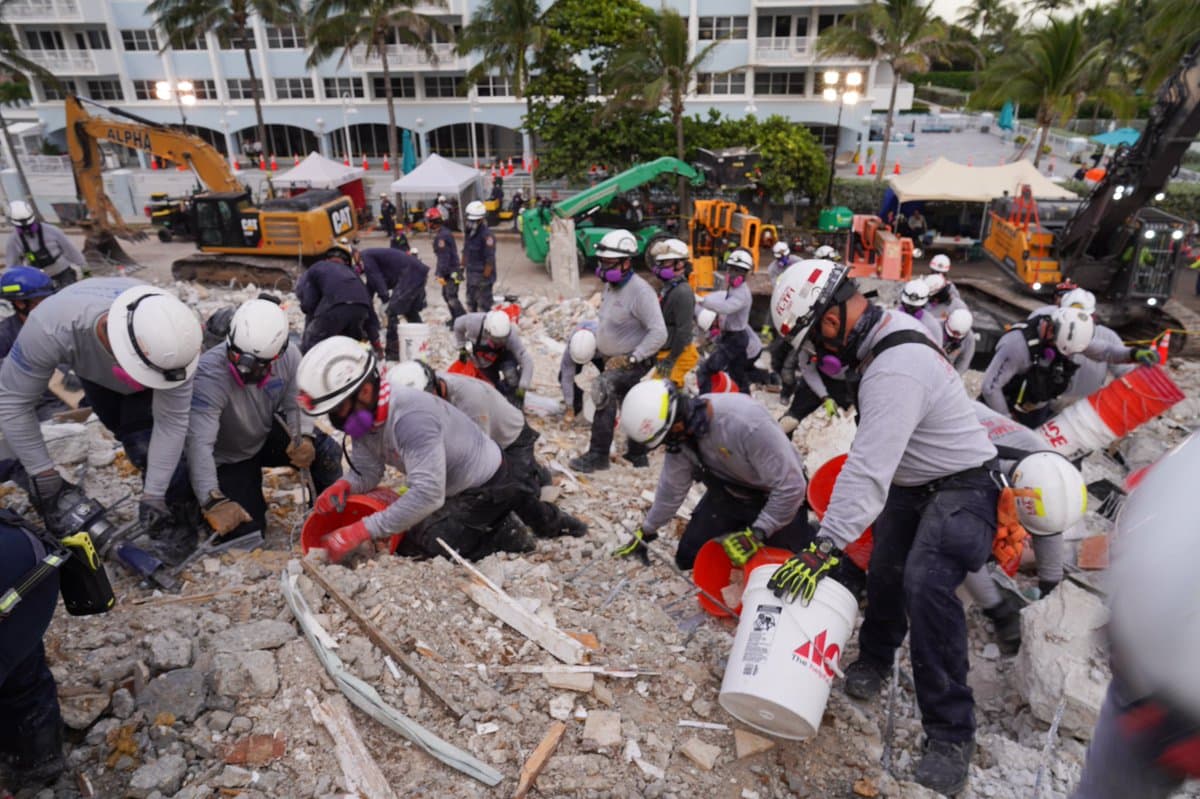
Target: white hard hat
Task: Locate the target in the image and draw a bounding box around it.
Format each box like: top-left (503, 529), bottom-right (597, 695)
top-left (227, 298), bottom-right (289, 360)
top-left (619, 379), bottom-right (676, 449)
top-left (770, 259), bottom-right (849, 345)
top-left (483, 310), bottom-right (512, 341)
top-left (296, 335), bottom-right (376, 415)
top-left (696, 308), bottom-right (717, 331)
top-left (813, 245), bottom-right (838, 260)
top-left (391, 359), bottom-right (433, 392)
top-left (595, 229), bottom-right (638, 259)
top-left (924, 272), bottom-right (948, 294)
top-left (380, 193), bottom-right (389, 199)
top-left (945, 308), bottom-right (974, 340)
top-left (107, 285), bottom-right (202, 390)
top-left (437, 194), bottom-right (447, 203)
top-left (725, 248), bottom-right (754, 272)
top-left (901, 279), bottom-right (930, 308)
top-left (568, 327), bottom-right (596, 365)
top-left (465, 200), bottom-right (487, 221)
top-left (1010, 451), bottom-right (1087, 535)
top-left (8, 200), bottom-right (33, 225)
top-left (772, 241), bottom-right (790, 259)
top-left (1052, 307), bottom-right (1095, 355)
top-left (653, 238), bottom-right (689, 262)
top-left (930, 254), bottom-right (951, 273)
top-left (1058, 287), bottom-right (1096, 315)
top-left (1109, 433), bottom-right (1200, 718)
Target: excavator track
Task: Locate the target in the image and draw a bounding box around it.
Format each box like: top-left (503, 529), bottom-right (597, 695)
top-left (171, 253), bottom-right (304, 293)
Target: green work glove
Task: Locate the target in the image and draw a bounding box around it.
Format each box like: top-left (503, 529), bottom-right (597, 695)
top-left (614, 528), bottom-right (657, 565)
top-left (767, 537), bottom-right (842, 605)
top-left (1131, 347), bottom-right (1160, 366)
top-left (720, 527), bottom-right (765, 567)
top-left (822, 397), bottom-right (838, 418)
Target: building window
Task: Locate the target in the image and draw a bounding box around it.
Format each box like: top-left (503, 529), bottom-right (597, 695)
top-left (371, 76), bottom-right (416, 99)
top-left (84, 79), bottom-right (124, 102)
top-left (23, 30), bottom-right (64, 51)
top-left (41, 78), bottom-right (74, 101)
top-left (754, 70), bottom-right (807, 96)
top-left (424, 75), bottom-right (462, 98)
top-left (168, 31), bottom-right (207, 50)
top-left (274, 77), bottom-right (314, 99)
top-left (265, 24), bottom-right (305, 49)
top-left (187, 79), bottom-right (218, 100)
top-left (218, 30), bottom-right (255, 50)
top-left (475, 75), bottom-right (512, 97)
top-left (226, 78), bottom-right (259, 100)
top-left (120, 29), bottom-right (158, 52)
top-left (324, 77), bottom-right (364, 99)
top-left (74, 28), bottom-right (111, 50)
top-left (696, 70), bottom-right (746, 95)
top-left (757, 15), bottom-right (792, 38)
top-left (818, 14), bottom-right (843, 34)
top-left (698, 16), bottom-right (749, 41)
top-left (132, 79), bottom-right (157, 100)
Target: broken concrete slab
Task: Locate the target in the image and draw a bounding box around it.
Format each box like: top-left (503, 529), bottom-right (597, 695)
top-left (213, 651), bottom-right (279, 698)
top-left (734, 728), bottom-right (775, 760)
top-left (679, 737), bottom-right (721, 771)
top-left (138, 668), bottom-right (208, 723)
top-left (210, 619), bottom-right (296, 653)
top-left (145, 628), bottom-right (193, 670)
top-left (128, 753), bottom-right (188, 798)
top-left (581, 711), bottom-right (622, 750)
top-left (544, 669), bottom-right (595, 692)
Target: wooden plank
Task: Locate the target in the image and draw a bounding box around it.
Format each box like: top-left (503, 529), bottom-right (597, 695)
top-left (514, 721), bottom-right (567, 799)
top-left (48, 370), bottom-right (83, 409)
top-left (305, 690), bottom-right (398, 799)
top-left (301, 559), bottom-right (465, 720)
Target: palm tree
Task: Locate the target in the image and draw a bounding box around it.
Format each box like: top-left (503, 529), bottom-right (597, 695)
top-left (974, 16), bottom-right (1102, 166)
top-left (957, 0), bottom-right (1009, 38)
top-left (818, 0), bottom-right (953, 183)
top-left (307, 0), bottom-right (450, 178)
top-left (0, 1), bottom-right (58, 216)
top-left (1143, 0), bottom-right (1200, 87)
top-left (601, 7), bottom-right (719, 209)
top-left (148, 0), bottom-right (299, 164)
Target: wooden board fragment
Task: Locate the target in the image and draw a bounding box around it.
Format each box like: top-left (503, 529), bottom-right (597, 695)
top-left (514, 721), bottom-right (567, 799)
top-left (461, 581), bottom-right (586, 665)
top-left (305, 690), bottom-right (398, 799)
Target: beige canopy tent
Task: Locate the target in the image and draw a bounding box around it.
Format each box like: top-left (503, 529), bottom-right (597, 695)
top-left (887, 156), bottom-right (1077, 205)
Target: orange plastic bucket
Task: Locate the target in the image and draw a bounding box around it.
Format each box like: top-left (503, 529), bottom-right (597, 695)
top-left (709, 371), bottom-right (740, 393)
top-left (807, 454), bottom-right (874, 571)
top-left (1086, 365), bottom-right (1184, 439)
top-left (447, 359), bottom-right (483, 379)
top-left (300, 487), bottom-right (405, 555)
top-left (693, 540), bottom-right (793, 617)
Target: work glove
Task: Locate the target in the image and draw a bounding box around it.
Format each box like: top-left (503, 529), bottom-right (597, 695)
top-left (451, 271), bottom-right (464, 285)
top-left (30, 469), bottom-right (66, 512)
top-left (314, 479), bottom-right (352, 515)
top-left (654, 359), bottom-right (675, 381)
top-left (138, 495), bottom-right (172, 532)
top-left (514, 386), bottom-right (527, 403)
top-left (1131, 347), bottom-right (1160, 366)
top-left (590, 374), bottom-right (613, 409)
top-left (286, 435), bottom-right (316, 469)
top-left (319, 519), bottom-right (371, 564)
top-left (564, 408), bottom-right (575, 423)
top-left (822, 397), bottom-right (838, 418)
top-left (202, 491), bottom-right (253, 536)
top-left (779, 414), bottom-right (801, 435)
top-left (483, 265), bottom-right (494, 279)
top-left (768, 537), bottom-right (843, 605)
top-left (605, 354), bottom-right (632, 370)
top-left (720, 527), bottom-right (765, 567)
top-left (614, 528), bottom-right (657, 566)
top-left (457, 347), bottom-right (471, 364)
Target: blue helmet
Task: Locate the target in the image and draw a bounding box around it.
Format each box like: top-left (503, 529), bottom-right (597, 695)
top-left (0, 266), bottom-right (54, 301)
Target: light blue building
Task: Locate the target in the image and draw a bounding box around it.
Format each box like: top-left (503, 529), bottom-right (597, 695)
top-left (4, 0), bottom-right (912, 167)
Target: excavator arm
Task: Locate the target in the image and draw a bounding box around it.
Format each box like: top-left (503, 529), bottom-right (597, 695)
top-left (551, 156), bottom-right (706, 220)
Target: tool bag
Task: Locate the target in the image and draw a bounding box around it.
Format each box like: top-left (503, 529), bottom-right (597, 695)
top-left (0, 509), bottom-right (115, 618)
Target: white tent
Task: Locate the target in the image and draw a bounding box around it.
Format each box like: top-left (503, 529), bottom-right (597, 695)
top-left (274, 152), bottom-right (364, 189)
top-left (888, 157), bottom-right (1076, 205)
top-left (389, 153), bottom-right (481, 198)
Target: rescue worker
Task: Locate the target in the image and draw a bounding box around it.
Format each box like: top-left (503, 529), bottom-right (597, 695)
top-left (428, 207), bottom-right (465, 323)
top-left (392, 360), bottom-right (586, 538)
top-left (435, 194), bottom-right (452, 228)
top-left (567, 229), bottom-right (667, 473)
top-left (777, 343), bottom-right (854, 434)
top-left (202, 306), bottom-right (237, 351)
top-left (766, 259), bottom-right (1001, 796)
top-left (462, 200), bottom-right (497, 313)
top-left (923, 269), bottom-right (969, 324)
top-left (768, 241), bottom-right (794, 284)
top-left (5, 201), bottom-right (85, 288)
top-left (1046, 288), bottom-right (1135, 403)
top-left (378, 193), bottom-right (396, 237)
top-left (186, 299), bottom-right (343, 540)
top-left (0, 279), bottom-right (203, 562)
top-left (898, 279), bottom-right (944, 346)
top-left (1073, 433), bottom-right (1200, 799)
top-left (981, 305), bottom-right (1155, 427)
top-left (453, 310), bottom-right (533, 406)
top-left (510, 191), bottom-right (524, 231)
top-left (943, 308), bottom-right (975, 375)
top-left (696, 248), bottom-right (755, 394)
top-left (615, 380), bottom-right (813, 570)
top-left (295, 337), bottom-right (540, 562)
top-left (360, 247), bottom-right (429, 360)
top-left (648, 238), bottom-right (698, 387)
top-left (559, 322), bottom-right (601, 421)
top-left (295, 241), bottom-right (382, 355)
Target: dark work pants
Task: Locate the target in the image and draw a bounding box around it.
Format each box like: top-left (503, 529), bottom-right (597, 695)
top-left (0, 526), bottom-right (62, 763)
top-left (301, 304), bottom-right (370, 353)
top-left (857, 473), bottom-right (998, 743)
top-left (441, 280), bottom-right (466, 321)
top-left (676, 482), bottom-right (814, 570)
top-left (1013, 404), bottom-right (1054, 429)
top-left (697, 329), bottom-right (751, 393)
top-left (216, 422), bottom-right (343, 537)
top-left (588, 361), bottom-right (652, 460)
top-left (478, 353), bottom-right (523, 407)
top-left (505, 426), bottom-right (572, 536)
top-left (786, 377), bottom-right (856, 421)
top-left (568, 358), bottom-right (607, 414)
top-left (466, 275), bottom-right (494, 313)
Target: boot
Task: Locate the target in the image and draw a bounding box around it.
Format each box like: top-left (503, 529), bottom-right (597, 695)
top-left (556, 514), bottom-right (588, 538)
top-left (491, 515), bottom-right (536, 554)
top-left (11, 712), bottom-right (65, 788)
top-left (914, 738), bottom-right (974, 796)
top-left (624, 452), bottom-right (649, 468)
top-left (843, 658), bottom-right (889, 701)
top-left (983, 596), bottom-right (1022, 655)
top-left (568, 451), bottom-right (610, 473)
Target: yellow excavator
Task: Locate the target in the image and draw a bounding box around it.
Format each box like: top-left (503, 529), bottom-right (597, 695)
top-left (66, 95), bottom-right (357, 288)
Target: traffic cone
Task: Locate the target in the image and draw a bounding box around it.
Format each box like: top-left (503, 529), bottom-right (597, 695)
top-left (271, 154), bottom-right (278, 171)
top-left (1049, 157), bottom-right (1057, 173)
top-left (856, 163), bottom-right (864, 176)
top-left (967, 156), bottom-right (974, 167)
top-left (293, 153), bottom-right (300, 166)
top-left (868, 161), bottom-right (877, 175)
top-left (507, 157), bottom-right (514, 176)
top-left (150, 157), bottom-right (158, 170)
top-left (259, 155), bottom-right (267, 170)
top-left (232, 157), bottom-right (239, 171)
top-left (893, 161), bottom-right (901, 175)
top-left (1157, 331), bottom-right (1172, 364)
top-left (343, 154), bottom-right (350, 167)
top-left (383, 154), bottom-right (390, 172)
top-left (362, 154), bottom-right (370, 171)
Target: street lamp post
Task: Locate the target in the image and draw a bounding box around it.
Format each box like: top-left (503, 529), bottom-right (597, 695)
top-left (468, 100), bottom-right (479, 169)
top-left (156, 79), bottom-right (196, 135)
top-left (340, 93), bottom-right (356, 164)
top-left (315, 117), bottom-right (326, 159)
top-left (822, 69), bottom-right (861, 208)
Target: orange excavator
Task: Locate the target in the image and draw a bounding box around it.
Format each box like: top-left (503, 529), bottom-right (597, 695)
top-left (66, 95), bottom-right (357, 288)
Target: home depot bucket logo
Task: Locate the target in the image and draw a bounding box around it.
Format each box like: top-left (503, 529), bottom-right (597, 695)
top-left (792, 630), bottom-right (840, 681)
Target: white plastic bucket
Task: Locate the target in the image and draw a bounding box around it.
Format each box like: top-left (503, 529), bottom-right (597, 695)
top-left (719, 565), bottom-right (858, 740)
top-left (1038, 399), bottom-right (1113, 460)
top-left (395, 323), bottom-right (431, 362)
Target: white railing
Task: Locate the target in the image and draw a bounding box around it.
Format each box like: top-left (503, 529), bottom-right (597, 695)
top-left (349, 42), bottom-right (459, 70)
top-left (754, 36), bottom-right (812, 61)
top-left (25, 49), bottom-right (95, 73)
top-left (1, 0), bottom-right (80, 21)
top-left (19, 155), bottom-right (73, 174)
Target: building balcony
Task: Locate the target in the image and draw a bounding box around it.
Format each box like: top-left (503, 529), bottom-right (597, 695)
top-left (348, 43), bottom-right (464, 71)
top-left (1, 0), bottom-right (82, 22)
top-left (755, 36), bottom-right (814, 62)
top-left (25, 49), bottom-right (96, 74)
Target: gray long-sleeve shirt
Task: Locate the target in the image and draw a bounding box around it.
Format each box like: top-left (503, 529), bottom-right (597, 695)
top-left (453, 312), bottom-right (535, 389)
top-left (926, 283), bottom-right (968, 322)
top-left (5, 223), bottom-right (86, 274)
top-left (903, 308), bottom-right (944, 347)
top-left (700, 282), bottom-right (752, 333)
top-left (559, 320), bottom-right (597, 407)
top-left (1063, 324), bottom-right (1135, 401)
top-left (596, 274), bottom-right (667, 362)
top-left (186, 342), bottom-right (312, 500)
top-left (438, 372), bottom-right (525, 449)
top-left (820, 310), bottom-right (998, 549)
top-left (0, 277), bottom-right (192, 497)
top-left (642, 393), bottom-right (807, 536)
top-left (768, 255), bottom-right (793, 284)
top-left (945, 327), bottom-right (976, 375)
top-left (343, 380), bottom-right (501, 540)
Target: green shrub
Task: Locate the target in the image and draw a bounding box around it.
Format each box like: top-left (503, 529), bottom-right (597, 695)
top-left (831, 178), bottom-right (888, 214)
top-left (910, 71), bottom-right (976, 92)
top-left (1056, 179), bottom-right (1200, 223)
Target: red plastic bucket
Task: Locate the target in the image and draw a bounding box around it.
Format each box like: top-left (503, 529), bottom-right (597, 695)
top-left (300, 487), bottom-right (405, 555)
top-left (693, 540), bottom-right (793, 617)
top-left (806, 454), bottom-right (874, 571)
top-left (1086, 365), bottom-right (1184, 439)
top-left (447, 359), bottom-right (484, 379)
top-left (709, 371), bottom-right (740, 393)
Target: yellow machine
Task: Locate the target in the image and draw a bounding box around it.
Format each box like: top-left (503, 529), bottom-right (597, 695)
top-left (66, 95), bottom-right (357, 287)
top-left (687, 198), bottom-right (779, 293)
